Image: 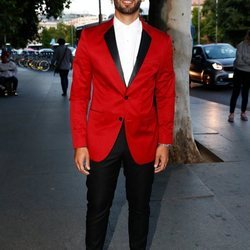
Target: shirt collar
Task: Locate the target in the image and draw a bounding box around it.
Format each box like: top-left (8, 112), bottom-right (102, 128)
top-left (114, 16), bottom-right (141, 32)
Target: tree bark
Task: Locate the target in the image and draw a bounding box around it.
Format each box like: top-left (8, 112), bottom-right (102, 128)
top-left (149, 0), bottom-right (202, 163)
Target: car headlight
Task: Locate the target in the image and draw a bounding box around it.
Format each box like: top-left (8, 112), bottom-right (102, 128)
top-left (212, 63), bottom-right (223, 70)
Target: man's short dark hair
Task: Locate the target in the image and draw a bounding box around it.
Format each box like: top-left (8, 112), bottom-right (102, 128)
top-left (57, 38), bottom-right (66, 45)
top-left (1, 50), bottom-right (10, 60)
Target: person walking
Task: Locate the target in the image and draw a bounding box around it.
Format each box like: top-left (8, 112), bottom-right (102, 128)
top-left (70, 0), bottom-right (175, 249)
top-left (228, 30), bottom-right (250, 122)
top-left (52, 38), bottom-right (73, 96)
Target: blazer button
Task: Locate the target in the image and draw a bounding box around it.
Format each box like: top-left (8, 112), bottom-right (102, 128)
top-left (118, 117), bottom-right (123, 121)
top-left (124, 96), bottom-right (128, 100)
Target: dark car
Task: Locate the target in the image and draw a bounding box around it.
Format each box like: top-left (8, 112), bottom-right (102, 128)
top-left (189, 43), bottom-right (236, 86)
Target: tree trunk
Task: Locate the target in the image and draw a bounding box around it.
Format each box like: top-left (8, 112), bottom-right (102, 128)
top-left (149, 0), bottom-right (202, 163)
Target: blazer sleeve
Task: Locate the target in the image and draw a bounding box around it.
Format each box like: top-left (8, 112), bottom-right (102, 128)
top-left (155, 34), bottom-right (175, 144)
top-left (70, 30), bottom-right (93, 148)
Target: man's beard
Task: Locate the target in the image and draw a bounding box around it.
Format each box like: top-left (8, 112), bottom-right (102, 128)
top-left (114, 0), bottom-right (141, 15)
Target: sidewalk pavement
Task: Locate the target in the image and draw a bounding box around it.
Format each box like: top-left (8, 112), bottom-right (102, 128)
top-left (0, 68), bottom-right (250, 250)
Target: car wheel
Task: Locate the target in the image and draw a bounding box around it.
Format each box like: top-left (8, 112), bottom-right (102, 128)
top-left (202, 73), bottom-right (211, 85)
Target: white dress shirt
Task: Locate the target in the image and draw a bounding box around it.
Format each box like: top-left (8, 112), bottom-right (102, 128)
top-left (114, 16), bottom-right (142, 85)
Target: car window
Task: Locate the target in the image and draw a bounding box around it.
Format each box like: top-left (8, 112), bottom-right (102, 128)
top-left (204, 45), bottom-right (236, 59)
top-left (193, 47), bottom-right (203, 57)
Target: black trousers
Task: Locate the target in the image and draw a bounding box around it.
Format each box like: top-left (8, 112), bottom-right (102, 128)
top-left (230, 68), bottom-right (250, 113)
top-left (86, 126), bottom-right (154, 250)
top-left (59, 69), bottom-right (69, 95)
top-left (0, 76), bottom-right (18, 92)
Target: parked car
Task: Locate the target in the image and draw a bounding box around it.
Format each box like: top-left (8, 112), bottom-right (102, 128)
top-left (38, 48), bottom-right (54, 54)
top-left (22, 48), bottom-right (39, 56)
top-left (189, 43), bottom-right (236, 86)
top-left (38, 48), bottom-right (54, 58)
top-left (71, 48), bottom-right (76, 57)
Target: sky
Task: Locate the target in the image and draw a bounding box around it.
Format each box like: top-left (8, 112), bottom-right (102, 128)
top-left (64, 0), bottom-right (149, 16)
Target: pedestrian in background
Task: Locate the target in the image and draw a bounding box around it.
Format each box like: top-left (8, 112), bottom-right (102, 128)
top-left (0, 50), bottom-right (18, 96)
top-left (228, 30), bottom-right (250, 122)
top-left (51, 38), bottom-right (73, 96)
top-left (70, 0), bottom-right (175, 249)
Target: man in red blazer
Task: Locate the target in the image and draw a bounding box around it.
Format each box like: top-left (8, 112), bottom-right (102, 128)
top-left (70, 0), bottom-right (175, 249)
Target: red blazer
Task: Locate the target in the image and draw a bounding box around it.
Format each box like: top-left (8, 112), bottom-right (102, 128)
top-left (70, 18), bottom-right (175, 164)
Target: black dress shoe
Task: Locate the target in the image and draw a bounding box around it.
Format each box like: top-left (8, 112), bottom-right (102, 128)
top-left (62, 93), bottom-right (67, 96)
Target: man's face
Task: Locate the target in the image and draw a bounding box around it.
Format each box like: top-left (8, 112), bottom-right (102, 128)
top-left (114, 0), bottom-right (141, 15)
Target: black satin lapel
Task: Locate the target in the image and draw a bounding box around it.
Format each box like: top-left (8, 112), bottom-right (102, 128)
top-left (104, 26), bottom-right (125, 84)
top-left (128, 30), bottom-right (152, 86)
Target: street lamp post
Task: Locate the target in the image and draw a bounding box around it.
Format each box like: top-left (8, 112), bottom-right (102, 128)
top-left (215, 0), bottom-right (218, 43)
top-left (98, 0), bottom-right (102, 24)
top-left (71, 25), bottom-right (74, 47)
top-left (198, 0), bottom-right (201, 44)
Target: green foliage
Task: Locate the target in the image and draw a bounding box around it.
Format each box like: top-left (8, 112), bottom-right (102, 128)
top-left (0, 0), bottom-right (71, 48)
top-left (40, 28), bottom-right (54, 48)
top-left (40, 23), bottom-right (76, 48)
top-left (202, 0), bottom-right (250, 45)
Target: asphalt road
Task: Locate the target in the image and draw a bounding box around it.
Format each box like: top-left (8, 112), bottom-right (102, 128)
top-left (190, 82), bottom-right (250, 111)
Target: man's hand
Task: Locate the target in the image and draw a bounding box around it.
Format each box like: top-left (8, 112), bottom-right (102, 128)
top-left (74, 147), bottom-right (90, 175)
top-left (154, 145), bottom-right (170, 174)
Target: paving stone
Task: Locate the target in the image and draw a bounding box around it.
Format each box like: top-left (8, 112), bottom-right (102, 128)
top-left (1, 69), bottom-right (250, 250)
